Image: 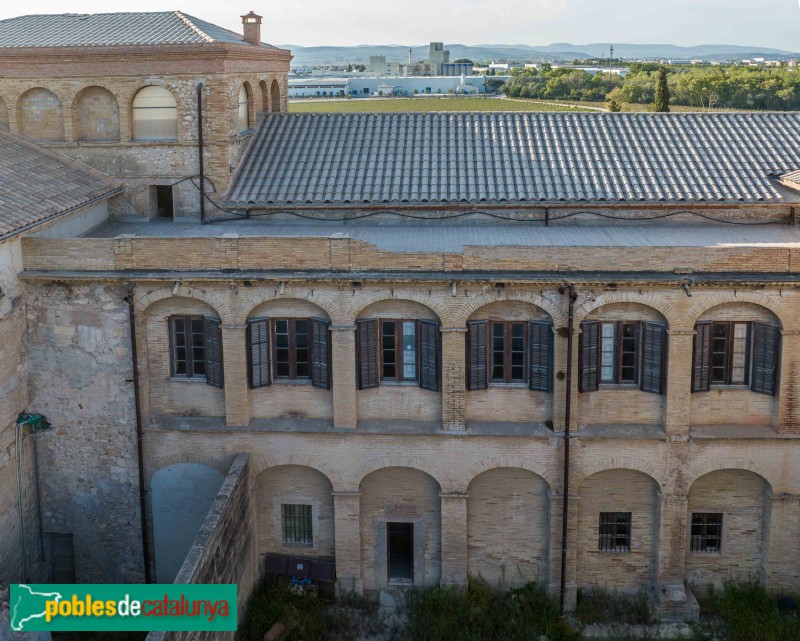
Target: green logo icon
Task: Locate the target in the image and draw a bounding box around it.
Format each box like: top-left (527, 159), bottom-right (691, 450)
top-left (10, 584), bottom-right (237, 632)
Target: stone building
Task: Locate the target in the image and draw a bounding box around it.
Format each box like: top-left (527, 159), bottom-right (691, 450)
top-left (3, 16), bottom-right (800, 621)
top-left (0, 10), bottom-right (291, 219)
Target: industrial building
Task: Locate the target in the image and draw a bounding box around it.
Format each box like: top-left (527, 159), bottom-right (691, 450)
top-left (289, 75), bottom-right (485, 97)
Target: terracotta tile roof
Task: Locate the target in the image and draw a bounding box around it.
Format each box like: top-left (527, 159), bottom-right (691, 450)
top-left (225, 112), bottom-right (800, 208)
top-left (0, 11), bottom-right (278, 48)
top-left (0, 130), bottom-right (122, 240)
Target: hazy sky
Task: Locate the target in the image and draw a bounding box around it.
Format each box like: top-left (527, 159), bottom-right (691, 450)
top-left (2, 0), bottom-right (800, 50)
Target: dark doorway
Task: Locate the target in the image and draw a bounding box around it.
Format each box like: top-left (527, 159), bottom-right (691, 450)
top-left (48, 532), bottom-right (76, 583)
top-left (156, 185), bottom-right (174, 218)
top-left (387, 522), bottom-right (414, 581)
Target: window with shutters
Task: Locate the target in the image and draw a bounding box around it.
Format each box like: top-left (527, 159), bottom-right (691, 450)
top-left (281, 504), bottom-right (313, 546)
top-left (580, 319), bottom-right (666, 394)
top-left (690, 513), bottom-right (723, 554)
top-left (692, 320), bottom-right (779, 395)
top-left (381, 319), bottom-right (418, 382)
top-left (247, 317), bottom-right (330, 389)
top-left (170, 315), bottom-right (207, 378)
top-left (598, 512), bottom-right (631, 552)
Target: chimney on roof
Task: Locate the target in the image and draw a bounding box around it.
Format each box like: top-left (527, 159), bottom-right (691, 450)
top-left (241, 11), bottom-right (262, 45)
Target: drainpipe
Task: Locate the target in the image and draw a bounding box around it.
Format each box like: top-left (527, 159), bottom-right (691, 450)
top-left (559, 284), bottom-right (577, 615)
top-left (197, 83), bottom-right (206, 225)
top-left (125, 284), bottom-right (152, 583)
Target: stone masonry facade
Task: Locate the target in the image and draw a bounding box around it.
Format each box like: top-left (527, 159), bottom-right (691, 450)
top-left (18, 221), bottom-right (800, 612)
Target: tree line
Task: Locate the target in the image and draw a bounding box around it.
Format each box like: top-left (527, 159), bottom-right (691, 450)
top-left (501, 63), bottom-right (800, 110)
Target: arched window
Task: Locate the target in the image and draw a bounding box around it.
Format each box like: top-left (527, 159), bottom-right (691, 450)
top-left (238, 84), bottom-right (250, 132)
top-left (270, 79), bottom-right (281, 113)
top-left (132, 86), bottom-right (177, 141)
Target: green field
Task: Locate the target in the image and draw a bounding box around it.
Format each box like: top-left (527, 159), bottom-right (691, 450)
top-left (289, 96), bottom-right (592, 113)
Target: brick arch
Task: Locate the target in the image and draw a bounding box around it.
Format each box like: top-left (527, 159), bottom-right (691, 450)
top-left (123, 81), bottom-right (182, 110)
top-left (461, 457), bottom-right (557, 493)
top-left (258, 80), bottom-right (269, 112)
top-left (269, 77), bottom-right (281, 113)
top-left (571, 457), bottom-right (666, 491)
top-left (356, 458), bottom-right (453, 493)
top-left (144, 453), bottom-right (232, 484)
top-left (686, 292), bottom-right (790, 331)
top-left (574, 291), bottom-right (675, 327)
top-left (249, 454), bottom-right (345, 492)
top-left (73, 85), bottom-right (120, 142)
top-left (686, 459), bottom-right (776, 494)
top-left (17, 87), bottom-right (65, 142)
top-left (135, 286), bottom-right (234, 323)
top-left (455, 291), bottom-right (566, 327)
top-left (239, 288), bottom-right (340, 324)
top-left (346, 290), bottom-right (451, 324)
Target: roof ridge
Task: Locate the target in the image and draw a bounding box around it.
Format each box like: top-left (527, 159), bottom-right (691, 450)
top-left (174, 11), bottom-right (215, 44)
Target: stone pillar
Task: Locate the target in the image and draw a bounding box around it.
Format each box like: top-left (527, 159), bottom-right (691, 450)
top-left (551, 326), bottom-right (569, 432)
top-left (331, 325), bottom-right (357, 429)
top-left (440, 492), bottom-right (468, 585)
top-left (221, 323), bottom-right (250, 427)
top-left (664, 330), bottom-right (694, 436)
top-left (657, 492), bottom-right (688, 584)
top-left (441, 327), bottom-right (466, 431)
top-left (550, 490), bottom-right (579, 610)
top-left (777, 331), bottom-right (800, 432)
top-left (333, 491), bottom-right (362, 594)
top-left (763, 493), bottom-right (800, 591)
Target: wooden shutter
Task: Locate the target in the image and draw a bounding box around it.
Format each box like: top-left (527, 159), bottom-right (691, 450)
top-left (247, 317), bottom-right (271, 388)
top-left (311, 318), bottom-right (331, 390)
top-left (529, 320), bottom-right (553, 392)
top-left (751, 322), bottom-right (780, 396)
top-left (356, 319), bottom-right (379, 390)
top-left (691, 321), bottom-right (712, 392)
top-left (203, 316), bottom-right (224, 388)
top-left (640, 321), bottom-right (667, 395)
top-left (466, 320), bottom-right (488, 391)
top-left (419, 320), bottom-right (440, 392)
top-left (579, 320), bottom-right (599, 392)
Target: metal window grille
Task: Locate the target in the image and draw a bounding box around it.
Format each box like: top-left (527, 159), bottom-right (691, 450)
top-left (691, 513), bottom-right (723, 554)
top-left (282, 504), bottom-right (313, 545)
top-left (598, 512), bottom-right (631, 552)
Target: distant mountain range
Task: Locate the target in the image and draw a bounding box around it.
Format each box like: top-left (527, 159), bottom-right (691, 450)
top-left (281, 43), bottom-right (800, 67)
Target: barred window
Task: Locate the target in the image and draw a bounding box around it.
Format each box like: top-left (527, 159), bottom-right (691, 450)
top-left (281, 504), bottom-right (312, 545)
top-left (598, 512), bottom-right (631, 552)
top-left (691, 513), bottom-right (723, 554)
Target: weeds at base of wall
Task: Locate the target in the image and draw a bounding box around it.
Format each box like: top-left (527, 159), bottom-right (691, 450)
top-left (52, 634), bottom-right (147, 641)
top-left (574, 586), bottom-right (657, 626)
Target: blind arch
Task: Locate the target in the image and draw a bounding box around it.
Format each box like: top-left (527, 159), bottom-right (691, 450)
top-left (132, 86), bottom-right (178, 141)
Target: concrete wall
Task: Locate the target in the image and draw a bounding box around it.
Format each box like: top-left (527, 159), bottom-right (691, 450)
top-left (145, 453), bottom-right (257, 641)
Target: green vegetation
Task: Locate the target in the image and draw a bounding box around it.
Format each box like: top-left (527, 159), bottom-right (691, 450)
top-left (237, 578), bottom-right (390, 641)
top-left (289, 96), bottom-right (591, 113)
top-left (691, 581), bottom-right (800, 641)
top-left (502, 63), bottom-right (800, 111)
top-left (53, 634), bottom-right (146, 641)
top-left (573, 586), bottom-right (656, 625)
top-left (405, 578), bottom-right (582, 641)
top-left (654, 66), bottom-right (670, 112)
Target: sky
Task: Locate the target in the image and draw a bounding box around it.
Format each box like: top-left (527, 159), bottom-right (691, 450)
top-left (2, 0), bottom-right (799, 51)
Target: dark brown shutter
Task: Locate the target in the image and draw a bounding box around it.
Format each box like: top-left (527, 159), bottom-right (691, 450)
top-left (419, 320), bottom-right (440, 392)
top-left (579, 320), bottom-right (599, 392)
top-left (311, 318), bottom-right (331, 390)
top-left (751, 322), bottom-right (780, 396)
top-left (203, 316), bottom-right (224, 388)
top-left (692, 321), bottom-right (712, 392)
top-left (356, 319), bottom-right (379, 390)
top-left (247, 317), bottom-right (271, 388)
top-left (529, 320), bottom-right (553, 392)
top-left (640, 321), bottom-right (667, 395)
top-left (466, 320), bottom-right (488, 391)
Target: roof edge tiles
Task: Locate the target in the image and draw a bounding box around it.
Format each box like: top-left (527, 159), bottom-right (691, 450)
top-left (0, 130), bottom-right (123, 241)
top-left (224, 112), bottom-right (800, 209)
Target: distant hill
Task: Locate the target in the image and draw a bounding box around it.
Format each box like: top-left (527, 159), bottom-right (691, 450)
top-left (282, 42), bottom-right (799, 67)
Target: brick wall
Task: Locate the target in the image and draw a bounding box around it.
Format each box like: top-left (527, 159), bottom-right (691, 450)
top-left (145, 453), bottom-right (257, 641)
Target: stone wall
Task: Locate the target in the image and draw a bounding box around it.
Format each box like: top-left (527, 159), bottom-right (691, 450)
top-left (145, 453), bottom-right (257, 641)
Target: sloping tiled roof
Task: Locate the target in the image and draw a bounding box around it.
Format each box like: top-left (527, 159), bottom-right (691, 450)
top-left (783, 169), bottom-right (800, 189)
top-left (225, 112), bottom-right (800, 208)
top-left (0, 130), bottom-right (122, 240)
top-left (0, 11), bottom-right (276, 48)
